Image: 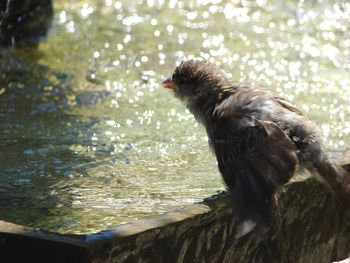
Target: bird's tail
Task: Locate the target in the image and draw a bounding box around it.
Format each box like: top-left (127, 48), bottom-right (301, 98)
top-left (311, 153), bottom-right (350, 206)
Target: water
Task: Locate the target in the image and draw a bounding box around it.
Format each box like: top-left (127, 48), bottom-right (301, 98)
top-left (0, 0), bottom-right (349, 234)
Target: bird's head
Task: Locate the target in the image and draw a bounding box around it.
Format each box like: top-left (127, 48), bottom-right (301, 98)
top-left (161, 60), bottom-right (230, 104)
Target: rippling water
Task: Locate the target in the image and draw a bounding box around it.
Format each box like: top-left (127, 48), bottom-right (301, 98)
top-left (0, 0), bottom-right (349, 234)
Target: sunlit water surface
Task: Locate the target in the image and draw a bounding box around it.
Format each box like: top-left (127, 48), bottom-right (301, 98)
top-left (0, 0), bottom-right (349, 234)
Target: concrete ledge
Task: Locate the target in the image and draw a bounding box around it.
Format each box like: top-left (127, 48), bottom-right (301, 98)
top-left (1, 154), bottom-right (350, 262)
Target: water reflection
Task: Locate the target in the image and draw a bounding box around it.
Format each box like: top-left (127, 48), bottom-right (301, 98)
top-left (0, 0), bottom-right (349, 234)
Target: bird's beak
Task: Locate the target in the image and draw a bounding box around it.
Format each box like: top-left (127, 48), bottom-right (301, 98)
top-left (161, 78), bottom-right (177, 90)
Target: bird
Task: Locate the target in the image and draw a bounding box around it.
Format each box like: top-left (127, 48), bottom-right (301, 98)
top-left (161, 59), bottom-right (350, 236)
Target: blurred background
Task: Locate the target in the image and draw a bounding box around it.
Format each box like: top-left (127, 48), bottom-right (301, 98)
top-left (0, 0), bottom-right (349, 234)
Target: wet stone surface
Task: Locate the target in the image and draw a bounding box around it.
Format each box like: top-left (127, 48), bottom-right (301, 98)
top-left (88, 174), bottom-right (350, 263)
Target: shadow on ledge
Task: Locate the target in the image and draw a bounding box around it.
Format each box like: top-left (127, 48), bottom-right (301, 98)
top-left (0, 155), bottom-right (350, 263)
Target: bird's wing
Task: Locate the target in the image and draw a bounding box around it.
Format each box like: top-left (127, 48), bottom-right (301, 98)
top-left (208, 112), bottom-right (298, 223)
top-left (274, 96), bottom-right (304, 115)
